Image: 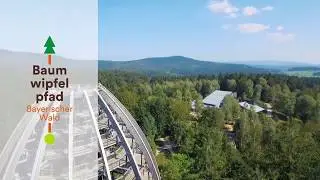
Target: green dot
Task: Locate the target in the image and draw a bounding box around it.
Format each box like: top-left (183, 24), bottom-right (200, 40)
top-left (44, 133), bottom-right (55, 145)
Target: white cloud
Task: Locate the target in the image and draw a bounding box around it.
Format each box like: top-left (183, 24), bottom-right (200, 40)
top-left (261, 6), bottom-right (274, 11)
top-left (208, 0), bottom-right (239, 18)
top-left (243, 6), bottom-right (259, 16)
top-left (221, 24), bottom-right (232, 30)
top-left (228, 13), bottom-right (238, 18)
top-left (276, 25), bottom-right (284, 31)
top-left (267, 32), bottom-right (295, 43)
top-left (238, 23), bottom-right (270, 33)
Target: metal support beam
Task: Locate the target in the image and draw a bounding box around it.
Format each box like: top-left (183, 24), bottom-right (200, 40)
top-left (97, 90), bottom-right (142, 180)
top-left (141, 153), bottom-right (143, 166)
top-left (98, 84), bottom-right (161, 180)
top-left (84, 91), bottom-right (112, 180)
top-left (68, 91), bottom-right (74, 180)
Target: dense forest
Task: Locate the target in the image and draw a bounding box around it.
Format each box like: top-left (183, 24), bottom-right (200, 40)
top-left (99, 71), bottom-right (320, 180)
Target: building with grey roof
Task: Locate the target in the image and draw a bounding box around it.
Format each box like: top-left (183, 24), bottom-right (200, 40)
top-left (239, 102), bottom-right (264, 113)
top-left (239, 101), bottom-right (273, 117)
top-left (203, 90), bottom-right (235, 108)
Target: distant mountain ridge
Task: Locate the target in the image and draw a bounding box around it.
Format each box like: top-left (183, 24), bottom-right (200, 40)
top-left (228, 60), bottom-right (319, 71)
top-left (99, 56), bottom-right (275, 75)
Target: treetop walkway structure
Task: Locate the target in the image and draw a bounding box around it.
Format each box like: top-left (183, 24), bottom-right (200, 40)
top-left (0, 84), bottom-right (160, 180)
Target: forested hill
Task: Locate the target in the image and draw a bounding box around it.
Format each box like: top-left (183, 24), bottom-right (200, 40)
top-left (314, 72), bottom-right (320, 76)
top-left (288, 66), bottom-right (320, 71)
top-left (99, 56), bottom-right (274, 75)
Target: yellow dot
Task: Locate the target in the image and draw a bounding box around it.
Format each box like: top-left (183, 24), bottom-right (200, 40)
top-left (44, 133), bottom-right (55, 145)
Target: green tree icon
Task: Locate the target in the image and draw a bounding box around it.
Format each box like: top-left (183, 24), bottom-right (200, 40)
top-left (44, 36), bottom-right (56, 54)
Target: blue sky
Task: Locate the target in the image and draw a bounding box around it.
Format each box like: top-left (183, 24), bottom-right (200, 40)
top-left (99, 0), bottom-right (320, 64)
top-left (0, 0), bottom-right (98, 60)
